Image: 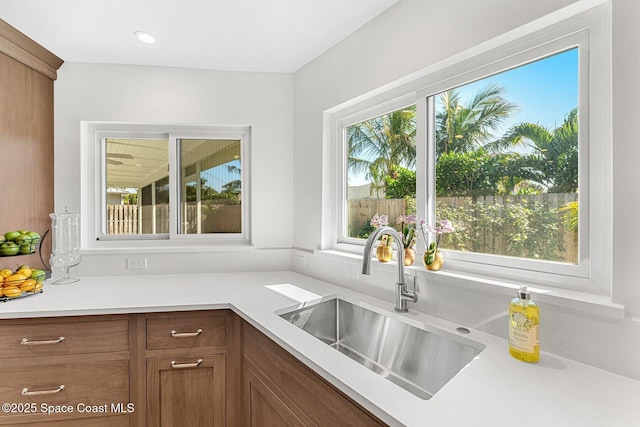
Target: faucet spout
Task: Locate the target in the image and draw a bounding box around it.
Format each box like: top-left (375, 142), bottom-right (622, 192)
top-left (362, 226), bottom-right (405, 283)
top-left (361, 226), bottom-right (417, 312)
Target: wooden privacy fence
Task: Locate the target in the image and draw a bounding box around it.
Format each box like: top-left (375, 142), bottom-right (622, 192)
top-left (348, 198), bottom-right (413, 236)
top-left (107, 203), bottom-right (241, 235)
top-left (348, 193), bottom-right (579, 263)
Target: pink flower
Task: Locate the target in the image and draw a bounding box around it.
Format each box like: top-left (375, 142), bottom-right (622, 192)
top-left (396, 214), bottom-right (416, 225)
top-left (417, 218), bottom-right (455, 247)
top-left (370, 213), bottom-right (388, 228)
top-left (438, 219), bottom-right (455, 234)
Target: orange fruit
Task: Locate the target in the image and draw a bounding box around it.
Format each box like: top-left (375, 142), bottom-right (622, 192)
top-left (2, 286), bottom-right (21, 298)
top-left (4, 273), bottom-right (26, 287)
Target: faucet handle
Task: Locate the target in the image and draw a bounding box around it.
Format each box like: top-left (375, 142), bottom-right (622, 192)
top-left (403, 289), bottom-right (418, 303)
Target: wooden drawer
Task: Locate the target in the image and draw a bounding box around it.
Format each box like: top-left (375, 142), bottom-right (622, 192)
top-left (146, 312), bottom-right (226, 350)
top-left (0, 319), bottom-right (129, 359)
top-left (0, 359), bottom-right (130, 423)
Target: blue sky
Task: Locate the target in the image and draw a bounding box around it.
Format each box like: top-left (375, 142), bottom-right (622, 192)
top-left (348, 48), bottom-right (579, 186)
top-left (451, 47), bottom-right (579, 140)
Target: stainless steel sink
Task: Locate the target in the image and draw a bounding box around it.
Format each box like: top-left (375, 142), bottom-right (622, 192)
top-left (279, 297), bottom-right (484, 400)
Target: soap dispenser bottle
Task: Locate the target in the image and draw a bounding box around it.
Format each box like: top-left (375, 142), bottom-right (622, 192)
top-left (508, 286), bottom-right (539, 363)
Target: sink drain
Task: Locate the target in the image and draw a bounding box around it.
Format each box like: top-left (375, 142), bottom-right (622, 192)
top-left (456, 327), bottom-right (470, 334)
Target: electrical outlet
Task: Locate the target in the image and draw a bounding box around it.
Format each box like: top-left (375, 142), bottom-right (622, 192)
top-left (127, 257), bottom-right (147, 270)
top-left (292, 255), bottom-right (305, 270)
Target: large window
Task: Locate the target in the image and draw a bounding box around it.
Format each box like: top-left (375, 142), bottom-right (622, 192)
top-left (431, 48), bottom-right (579, 265)
top-left (333, 5), bottom-right (610, 293)
top-left (83, 123), bottom-right (250, 248)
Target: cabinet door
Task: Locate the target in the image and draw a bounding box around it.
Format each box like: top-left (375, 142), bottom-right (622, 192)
top-left (147, 355), bottom-right (225, 427)
top-left (244, 363), bottom-right (316, 427)
top-left (243, 323), bottom-right (385, 427)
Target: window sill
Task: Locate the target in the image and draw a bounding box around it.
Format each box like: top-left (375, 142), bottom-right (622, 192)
top-left (81, 243), bottom-right (257, 256)
top-left (314, 249), bottom-right (625, 321)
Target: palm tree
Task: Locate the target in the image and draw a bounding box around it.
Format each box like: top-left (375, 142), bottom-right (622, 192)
top-left (436, 84), bottom-right (517, 155)
top-left (496, 108), bottom-right (578, 192)
top-left (347, 106), bottom-right (416, 192)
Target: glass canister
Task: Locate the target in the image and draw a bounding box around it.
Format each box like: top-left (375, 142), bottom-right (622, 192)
top-left (49, 211), bottom-right (82, 284)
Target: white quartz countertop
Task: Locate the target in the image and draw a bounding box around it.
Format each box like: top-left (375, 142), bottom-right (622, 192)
top-left (1, 271), bottom-right (638, 426)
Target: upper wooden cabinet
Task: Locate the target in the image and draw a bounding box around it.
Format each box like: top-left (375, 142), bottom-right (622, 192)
top-left (0, 19), bottom-right (63, 266)
top-left (0, 19), bottom-right (63, 80)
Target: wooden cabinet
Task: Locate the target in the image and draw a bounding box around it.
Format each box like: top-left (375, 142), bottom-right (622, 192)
top-left (242, 321), bottom-right (385, 427)
top-left (0, 19), bottom-right (63, 262)
top-left (0, 315), bottom-right (133, 426)
top-left (245, 362), bottom-right (316, 427)
top-left (147, 356), bottom-right (225, 426)
top-left (141, 310), bottom-right (241, 427)
top-left (0, 309), bottom-right (384, 426)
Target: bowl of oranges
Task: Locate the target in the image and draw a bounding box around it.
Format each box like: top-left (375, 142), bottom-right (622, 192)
top-left (0, 265), bottom-right (45, 301)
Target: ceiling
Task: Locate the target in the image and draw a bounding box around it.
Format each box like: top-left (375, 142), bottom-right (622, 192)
top-left (0, 0), bottom-right (400, 73)
top-left (105, 138), bottom-right (240, 190)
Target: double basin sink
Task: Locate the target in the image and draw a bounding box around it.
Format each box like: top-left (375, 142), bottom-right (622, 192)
top-left (279, 297), bottom-right (484, 400)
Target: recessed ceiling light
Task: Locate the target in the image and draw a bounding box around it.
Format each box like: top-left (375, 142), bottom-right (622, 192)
top-left (134, 31), bottom-right (156, 44)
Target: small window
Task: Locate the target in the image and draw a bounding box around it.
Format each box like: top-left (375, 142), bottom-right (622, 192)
top-left (87, 123), bottom-right (250, 246)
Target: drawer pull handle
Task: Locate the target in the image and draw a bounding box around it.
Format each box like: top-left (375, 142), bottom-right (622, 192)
top-left (171, 359), bottom-right (203, 369)
top-left (20, 336), bottom-right (65, 345)
top-left (21, 385), bottom-right (65, 396)
top-left (170, 329), bottom-right (203, 338)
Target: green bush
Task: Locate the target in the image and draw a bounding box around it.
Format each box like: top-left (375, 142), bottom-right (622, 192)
top-left (436, 197), bottom-right (565, 261)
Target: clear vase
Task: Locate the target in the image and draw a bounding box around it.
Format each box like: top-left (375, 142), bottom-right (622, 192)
top-left (48, 212), bottom-right (82, 284)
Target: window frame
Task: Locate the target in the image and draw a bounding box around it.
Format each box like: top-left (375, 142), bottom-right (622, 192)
top-left (328, 3), bottom-right (611, 294)
top-left (81, 122), bottom-right (252, 250)
top-left (335, 94), bottom-right (417, 247)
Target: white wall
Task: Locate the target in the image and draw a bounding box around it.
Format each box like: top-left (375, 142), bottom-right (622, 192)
top-left (293, 0), bottom-right (581, 251)
top-left (292, 0), bottom-right (640, 381)
top-left (54, 63), bottom-right (294, 275)
top-left (612, 0), bottom-right (640, 319)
